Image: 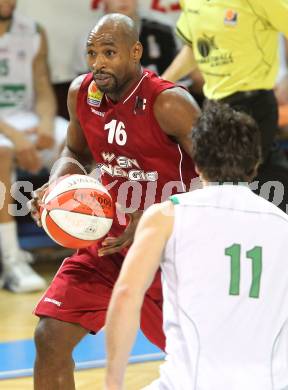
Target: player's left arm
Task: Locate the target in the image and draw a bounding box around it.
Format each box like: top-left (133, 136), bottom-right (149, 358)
top-left (33, 25), bottom-right (57, 150)
top-left (154, 86), bottom-right (200, 158)
top-left (104, 201), bottom-right (174, 390)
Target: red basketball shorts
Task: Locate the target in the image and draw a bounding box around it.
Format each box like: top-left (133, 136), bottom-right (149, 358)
top-left (34, 243), bottom-right (165, 351)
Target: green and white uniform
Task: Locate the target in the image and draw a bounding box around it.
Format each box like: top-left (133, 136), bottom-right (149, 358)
top-left (0, 12), bottom-right (39, 117)
top-left (0, 12), bottom-right (67, 165)
top-left (148, 185), bottom-right (288, 390)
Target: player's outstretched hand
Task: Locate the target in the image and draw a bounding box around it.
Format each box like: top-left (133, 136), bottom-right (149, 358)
top-left (29, 183), bottom-right (49, 227)
top-left (98, 210), bottom-right (143, 257)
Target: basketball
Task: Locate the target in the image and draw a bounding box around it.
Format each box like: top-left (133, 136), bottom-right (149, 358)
top-left (40, 174), bottom-right (114, 249)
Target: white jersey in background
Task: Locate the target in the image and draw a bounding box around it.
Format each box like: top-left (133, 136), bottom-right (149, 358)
top-left (0, 12), bottom-right (68, 166)
top-left (0, 12), bottom-right (40, 119)
top-left (149, 185), bottom-right (288, 390)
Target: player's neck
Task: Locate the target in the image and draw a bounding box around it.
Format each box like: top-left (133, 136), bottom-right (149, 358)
top-left (106, 67), bottom-right (143, 103)
top-left (0, 20), bottom-right (12, 36)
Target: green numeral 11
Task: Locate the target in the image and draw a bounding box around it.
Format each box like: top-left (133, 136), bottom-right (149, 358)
top-left (225, 244), bottom-right (262, 299)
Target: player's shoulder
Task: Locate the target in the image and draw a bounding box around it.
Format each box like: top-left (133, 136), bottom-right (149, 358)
top-left (69, 74), bottom-right (89, 93)
top-left (145, 201), bottom-right (174, 218)
top-left (10, 12), bottom-right (38, 35)
top-left (141, 201), bottom-right (174, 237)
top-left (157, 85), bottom-right (195, 102)
top-left (257, 194), bottom-right (288, 224)
top-left (169, 191), bottom-right (194, 206)
top-left (67, 74), bottom-right (90, 109)
top-left (154, 84), bottom-right (199, 116)
top-left (142, 70), bottom-right (187, 103)
top-left (237, 187), bottom-right (288, 226)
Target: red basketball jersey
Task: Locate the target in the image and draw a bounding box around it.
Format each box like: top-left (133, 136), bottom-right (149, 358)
top-left (77, 69), bottom-right (197, 215)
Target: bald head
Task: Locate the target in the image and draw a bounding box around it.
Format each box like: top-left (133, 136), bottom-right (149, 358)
top-left (86, 12), bottom-right (143, 99)
top-left (89, 13), bottom-right (139, 48)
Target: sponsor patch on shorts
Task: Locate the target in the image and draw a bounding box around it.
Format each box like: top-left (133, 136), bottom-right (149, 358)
top-left (44, 297), bottom-right (62, 307)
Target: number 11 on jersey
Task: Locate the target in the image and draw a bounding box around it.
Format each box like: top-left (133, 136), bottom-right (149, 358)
top-left (225, 243), bottom-right (262, 299)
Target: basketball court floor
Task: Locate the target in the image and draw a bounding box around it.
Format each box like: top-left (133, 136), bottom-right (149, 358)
top-left (0, 258), bottom-right (163, 389)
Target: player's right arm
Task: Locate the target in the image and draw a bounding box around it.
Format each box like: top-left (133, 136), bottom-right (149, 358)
top-left (48, 74), bottom-right (94, 181)
top-left (30, 74), bottom-right (93, 225)
top-left (105, 201), bottom-right (174, 389)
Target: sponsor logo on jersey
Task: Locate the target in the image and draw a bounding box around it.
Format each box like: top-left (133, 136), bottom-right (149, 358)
top-left (134, 96), bottom-right (147, 114)
top-left (224, 9), bottom-right (238, 26)
top-left (90, 107), bottom-right (105, 117)
top-left (96, 152), bottom-right (158, 182)
top-left (87, 80), bottom-right (103, 107)
top-left (0, 84), bottom-right (26, 107)
top-left (197, 34), bottom-right (218, 58)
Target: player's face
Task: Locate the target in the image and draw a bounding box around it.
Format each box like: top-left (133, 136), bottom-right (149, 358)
top-left (86, 27), bottom-right (139, 96)
top-left (0, 0), bottom-right (16, 21)
top-left (104, 0), bottom-right (137, 19)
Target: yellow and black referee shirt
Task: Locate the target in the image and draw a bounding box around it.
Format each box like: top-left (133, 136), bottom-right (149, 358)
top-left (177, 0), bottom-right (288, 99)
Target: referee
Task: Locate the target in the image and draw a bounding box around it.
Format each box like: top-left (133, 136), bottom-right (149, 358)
top-left (162, 0), bottom-right (288, 211)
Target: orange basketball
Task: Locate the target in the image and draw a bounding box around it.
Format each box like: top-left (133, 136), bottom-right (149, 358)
top-left (40, 174), bottom-right (114, 249)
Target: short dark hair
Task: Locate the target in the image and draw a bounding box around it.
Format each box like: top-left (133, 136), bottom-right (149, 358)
top-left (191, 100), bottom-right (262, 182)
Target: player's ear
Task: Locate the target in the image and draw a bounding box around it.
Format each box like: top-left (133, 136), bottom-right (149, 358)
top-left (132, 41), bottom-right (143, 63)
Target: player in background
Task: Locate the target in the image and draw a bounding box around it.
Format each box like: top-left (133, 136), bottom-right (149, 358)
top-left (0, 0), bottom-right (68, 292)
top-left (30, 13), bottom-right (200, 390)
top-left (105, 100), bottom-right (288, 390)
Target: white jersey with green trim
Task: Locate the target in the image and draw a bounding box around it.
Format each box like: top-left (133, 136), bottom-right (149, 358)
top-left (0, 12), bottom-right (40, 119)
top-left (155, 185), bottom-right (288, 390)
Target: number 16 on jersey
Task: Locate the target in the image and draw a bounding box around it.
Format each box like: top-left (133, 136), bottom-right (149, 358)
top-left (104, 119), bottom-right (127, 146)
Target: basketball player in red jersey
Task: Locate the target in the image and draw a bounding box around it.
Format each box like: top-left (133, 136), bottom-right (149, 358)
top-left (30, 13), bottom-right (200, 390)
